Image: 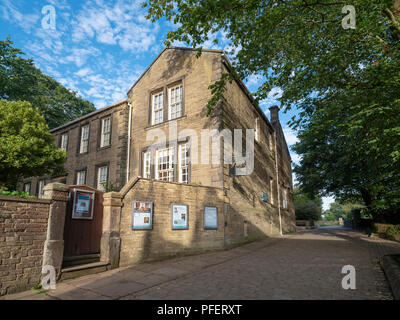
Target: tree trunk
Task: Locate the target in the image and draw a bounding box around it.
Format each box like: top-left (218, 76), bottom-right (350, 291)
top-left (360, 188), bottom-right (378, 222)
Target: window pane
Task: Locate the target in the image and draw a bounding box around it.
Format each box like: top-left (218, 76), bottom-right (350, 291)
top-left (169, 85), bottom-right (182, 120)
top-left (61, 134), bottom-right (68, 151)
top-left (77, 171), bottom-right (86, 185)
top-left (38, 180), bottom-right (45, 198)
top-left (101, 118), bottom-right (111, 147)
top-left (80, 126), bottom-right (89, 153)
top-left (282, 187), bottom-right (287, 208)
top-left (98, 167), bottom-right (108, 191)
top-left (153, 92), bottom-right (163, 125)
top-left (24, 183), bottom-right (30, 194)
top-left (156, 147), bottom-right (174, 182)
top-left (179, 143), bottom-right (190, 183)
top-left (143, 152), bottom-right (151, 179)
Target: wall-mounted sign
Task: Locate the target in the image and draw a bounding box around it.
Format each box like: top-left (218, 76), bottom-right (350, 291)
top-left (72, 189), bottom-right (95, 220)
top-left (262, 192), bottom-right (268, 203)
top-left (171, 204), bottom-right (188, 230)
top-left (204, 206), bottom-right (218, 229)
top-left (132, 201), bottom-right (153, 230)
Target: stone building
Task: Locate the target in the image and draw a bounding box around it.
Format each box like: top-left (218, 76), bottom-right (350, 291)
top-left (20, 47), bottom-right (296, 243)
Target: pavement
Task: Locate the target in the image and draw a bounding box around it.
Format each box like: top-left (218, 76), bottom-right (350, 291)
top-left (3, 226), bottom-right (400, 300)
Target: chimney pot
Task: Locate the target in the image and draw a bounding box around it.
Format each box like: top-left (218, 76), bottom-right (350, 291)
top-left (269, 105), bottom-right (280, 123)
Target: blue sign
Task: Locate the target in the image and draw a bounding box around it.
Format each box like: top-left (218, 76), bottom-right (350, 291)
top-left (262, 192), bottom-right (268, 203)
top-left (204, 206), bottom-right (218, 229)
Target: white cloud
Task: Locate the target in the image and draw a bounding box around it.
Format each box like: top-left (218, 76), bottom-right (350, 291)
top-left (283, 127), bottom-right (301, 166)
top-left (245, 74), bottom-right (263, 89)
top-left (290, 153), bottom-right (301, 165)
top-left (70, 0), bottom-right (159, 53)
top-left (75, 67), bottom-right (92, 77)
top-left (1, 0), bottom-right (40, 34)
top-left (282, 127), bottom-right (299, 146)
top-left (65, 48), bottom-right (100, 67)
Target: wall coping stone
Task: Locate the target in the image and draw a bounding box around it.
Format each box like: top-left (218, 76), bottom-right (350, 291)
top-left (104, 192), bottom-right (122, 199)
top-left (43, 183), bottom-right (69, 192)
top-left (120, 177), bottom-right (224, 198)
top-left (0, 195), bottom-right (51, 204)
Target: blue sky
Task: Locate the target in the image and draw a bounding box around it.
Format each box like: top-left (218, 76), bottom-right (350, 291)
top-left (0, 0), bottom-right (334, 210)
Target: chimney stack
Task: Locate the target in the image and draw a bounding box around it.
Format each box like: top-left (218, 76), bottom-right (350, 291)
top-left (269, 105), bottom-right (280, 123)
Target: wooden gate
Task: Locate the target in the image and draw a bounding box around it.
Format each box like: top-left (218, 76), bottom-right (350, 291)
top-left (63, 186), bottom-right (104, 257)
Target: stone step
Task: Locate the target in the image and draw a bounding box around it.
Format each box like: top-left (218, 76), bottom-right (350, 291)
top-left (60, 262), bottom-right (110, 281)
top-left (62, 254), bottom-right (100, 267)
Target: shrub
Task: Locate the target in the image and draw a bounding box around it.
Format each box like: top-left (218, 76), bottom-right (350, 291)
top-left (386, 225), bottom-right (400, 238)
top-left (0, 187), bottom-right (35, 198)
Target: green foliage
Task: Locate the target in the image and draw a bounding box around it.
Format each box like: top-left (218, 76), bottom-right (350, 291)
top-left (386, 224), bottom-right (400, 237)
top-left (0, 38), bottom-right (95, 129)
top-left (293, 187), bottom-right (322, 221)
top-left (324, 202), bottom-right (364, 221)
top-left (31, 283), bottom-right (42, 291)
top-left (0, 187), bottom-right (35, 198)
top-left (143, 0), bottom-right (400, 219)
top-left (101, 182), bottom-right (117, 192)
top-left (0, 100), bottom-right (66, 189)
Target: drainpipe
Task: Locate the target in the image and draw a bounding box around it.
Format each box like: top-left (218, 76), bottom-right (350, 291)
top-left (126, 102), bottom-right (132, 184)
top-left (274, 130), bottom-right (283, 236)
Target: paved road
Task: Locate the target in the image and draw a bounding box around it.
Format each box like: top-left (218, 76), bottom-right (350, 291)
top-left (5, 227), bottom-right (400, 300)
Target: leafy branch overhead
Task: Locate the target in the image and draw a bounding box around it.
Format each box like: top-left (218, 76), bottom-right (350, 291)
top-left (143, 0), bottom-right (400, 217)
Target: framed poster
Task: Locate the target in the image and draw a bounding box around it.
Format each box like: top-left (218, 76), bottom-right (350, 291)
top-left (204, 206), bottom-right (218, 229)
top-left (72, 189), bottom-right (95, 220)
top-left (132, 201), bottom-right (153, 230)
top-left (171, 204), bottom-right (188, 230)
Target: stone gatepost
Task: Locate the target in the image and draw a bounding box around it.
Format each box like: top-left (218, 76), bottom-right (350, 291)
top-left (42, 183), bottom-right (69, 278)
top-left (100, 192), bottom-right (122, 269)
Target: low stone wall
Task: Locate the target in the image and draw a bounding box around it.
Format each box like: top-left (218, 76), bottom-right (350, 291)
top-left (0, 196), bottom-right (51, 296)
top-left (381, 255), bottom-right (400, 300)
top-left (374, 223), bottom-right (400, 242)
top-left (296, 220), bottom-right (315, 227)
top-left (118, 179), bottom-right (225, 266)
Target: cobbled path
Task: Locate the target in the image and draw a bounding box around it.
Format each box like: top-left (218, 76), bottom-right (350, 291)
top-left (4, 227), bottom-right (400, 300)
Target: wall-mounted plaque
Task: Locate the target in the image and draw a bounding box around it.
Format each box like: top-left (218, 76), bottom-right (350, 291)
top-left (132, 201), bottom-right (153, 230)
top-left (262, 192), bottom-right (268, 203)
top-left (204, 206), bottom-right (218, 229)
top-left (171, 204), bottom-right (188, 230)
top-left (72, 189), bottom-right (95, 220)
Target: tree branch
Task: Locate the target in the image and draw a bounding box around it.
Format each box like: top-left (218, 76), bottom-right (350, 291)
top-left (384, 8), bottom-right (400, 40)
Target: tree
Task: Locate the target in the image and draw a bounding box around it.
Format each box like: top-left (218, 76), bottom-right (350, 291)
top-left (293, 187), bottom-right (322, 221)
top-left (324, 202), bottom-right (363, 221)
top-left (0, 100), bottom-right (66, 189)
top-left (292, 98), bottom-right (400, 220)
top-left (143, 0), bottom-right (400, 219)
top-left (0, 38), bottom-right (95, 129)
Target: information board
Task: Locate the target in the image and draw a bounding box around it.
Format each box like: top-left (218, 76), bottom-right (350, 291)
top-left (72, 189), bottom-right (95, 220)
top-left (132, 200), bottom-right (153, 230)
top-left (171, 204), bottom-right (188, 230)
top-left (204, 206), bottom-right (218, 229)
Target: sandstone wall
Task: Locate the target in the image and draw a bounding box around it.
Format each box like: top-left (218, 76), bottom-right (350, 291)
top-left (119, 179), bottom-right (225, 266)
top-left (0, 196), bottom-right (50, 295)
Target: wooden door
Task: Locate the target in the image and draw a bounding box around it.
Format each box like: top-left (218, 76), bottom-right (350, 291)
top-left (63, 186), bottom-right (104, 257)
